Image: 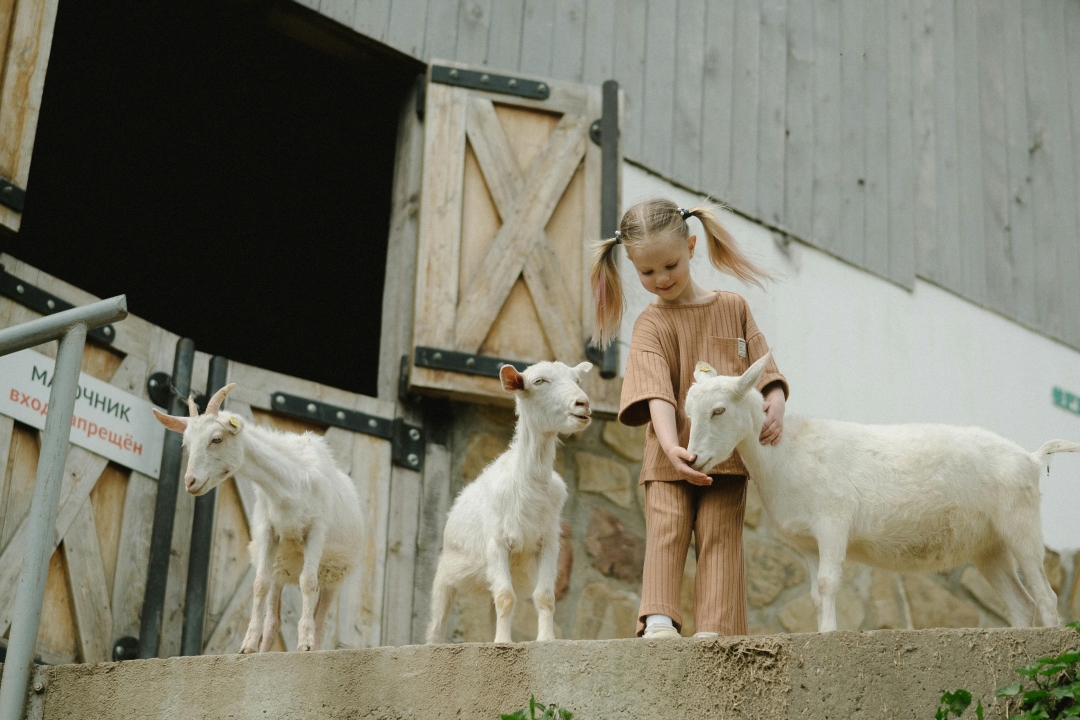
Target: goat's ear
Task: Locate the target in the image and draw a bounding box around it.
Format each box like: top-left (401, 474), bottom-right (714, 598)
top-left (153, 408), bottom-right (188, 433)
top-left (573, 361), bottom-right (593, 377)
top-left (734, 352), bottom-right (771, 398)
top-left (693, 361), bottom-right (718, 383)
top-left (500, 364), bottom-right (525, 392)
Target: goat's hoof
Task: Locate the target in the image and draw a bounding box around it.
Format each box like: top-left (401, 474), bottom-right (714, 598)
top-left (238, 644), bottom-right (258, 654)
top-left (297, 642), bottom-right (314, 652)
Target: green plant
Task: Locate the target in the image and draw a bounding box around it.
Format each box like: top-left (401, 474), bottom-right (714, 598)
top-left (934, 621), bottom-right (1080, 719)
top-left (501, 695), bottom-right (573, 720)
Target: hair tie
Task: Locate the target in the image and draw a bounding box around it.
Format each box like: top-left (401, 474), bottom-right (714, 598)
top-left (614, 230), bottom-right (622, 244)
top-left (678, 207), bottom-right (691, 220)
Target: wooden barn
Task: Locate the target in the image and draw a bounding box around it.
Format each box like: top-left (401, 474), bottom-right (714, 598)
top-left (2, 0), bottom-right (1080, 678)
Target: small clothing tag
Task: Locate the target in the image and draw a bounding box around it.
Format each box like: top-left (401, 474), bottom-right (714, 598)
top-left (738, 339), bottom-right (747, 358)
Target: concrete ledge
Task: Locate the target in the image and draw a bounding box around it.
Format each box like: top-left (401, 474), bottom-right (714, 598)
top-left (10, 628), bottom-right (1080, 719)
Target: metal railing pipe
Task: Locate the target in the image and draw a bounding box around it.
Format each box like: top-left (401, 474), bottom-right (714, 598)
top-left (0, 296), bottom-right (128, 720)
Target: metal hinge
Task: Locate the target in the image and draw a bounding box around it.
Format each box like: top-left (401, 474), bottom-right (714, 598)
top-left (415, 72), bottom-right (426, 120)
top-left (270, 392), bottom-right (424, 471)
top-left (0, 264), bottom-right (117, 344)
top-left (430, 65), bottom-right (550, 101)
top-left (414, 346), bottom-right (528, 380)
top-left (0, 178), bottom-right (25, 212)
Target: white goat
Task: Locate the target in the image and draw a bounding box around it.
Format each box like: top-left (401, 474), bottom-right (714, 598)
top-left (153, 384), bottom-right (363, 652)
top-left (427, 361), bottom-right (593, 644)
top-left (684, 354), bottom-right (1078, 632)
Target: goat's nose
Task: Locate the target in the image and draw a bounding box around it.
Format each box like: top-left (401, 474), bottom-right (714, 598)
top-left (575, 398), bottom-right (590, 413)
top-left (184, 474), bottom-right (196, 491)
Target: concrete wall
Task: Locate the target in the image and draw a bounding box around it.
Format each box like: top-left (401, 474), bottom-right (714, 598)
top-left (17, 627), bottom-right (1080, 719)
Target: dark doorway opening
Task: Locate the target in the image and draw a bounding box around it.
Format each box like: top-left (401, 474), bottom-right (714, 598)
top-left (3, 0), bottom-right (423, 397)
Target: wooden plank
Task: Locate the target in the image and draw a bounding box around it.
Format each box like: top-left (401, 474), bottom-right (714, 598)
top-left (337, 431), bottom-right (393, 648)
top-left (728, 0), bottom-right (761, 214)
top-left (423, 2), bottom-right (460, 60)
top-left (455, 0), bottom-right (493, 66)
top-left (756, 0), bottom-right (787, 227)
top-left (352, 0), bottom-right (391, 43)
top-left (203, 477), bottom-right (251, 648)
top-left (550, 0), bottom-right (585, 83)
top-left (953, 0), bottom-right (987, 305)
top-left (701, 0), bottom-right (736, 200)
top-left (811, 0), bottom-right (842, 256)
top-left (409, 417), bottom-right (453, 644)
top-left (580, 0), bottom-right (614, 85)
top-left (975, 0), bottom-right (1012, 315)
top-left (931, 0), bottom-right (961, 291)
top-left (837, 0), bottom-right (865, 266)
top-left (378, 84), bottom-right (426, 404)
top-left (320, 0), bottom-right (356, 28)
top-left (1001, 0), bottom-right (1036, 329)
top-left (1065, 0), bottom-right (1080, 346)
top-left (911, 0), bottom-right (937, 280)
top-left (413, 82), bottom-right (468, 351)
top-left (520, 235), bottom-right (585, 362)
top-left (63, 500), bottom-right (112, 663)
top-left (380, 443), bottom-right (422, 646)
top-left (486, 0), bottom-right (525, 71)
top-left (670, 0), bottom-right (705, 188)
top-left (885, 0), bottom-right (916, 288)
top-left (89, 463), bottom-right (127, 600)
top-left (611, 0), bottom-right (646, 162)
top-left (0, 419), bottom-right (34, 554)
top-left (386, 0), bottom-right (428, 57)
top-left (519, 0), bottom-right (555, 77)
top-left (202, 565), bottom-right (255, 655)
top-left (467, 96), bottom-right (525, 212)
top-left (110, 471), bottom-right (156, 641)
top-left (783, 0), bottom-right (814, 240)
top-left (0, 0), bottom-right (59, 232)
top-left (861, 0), bottom-right (889, 278)
top-left (640, 0), bottom-right (677, 176)
top-left (32, 547), bottom-right (77, 663)
top-left (158, 459), bottom-right (195, 658)
top-left (1021, 0), bottom-right (1064, 337)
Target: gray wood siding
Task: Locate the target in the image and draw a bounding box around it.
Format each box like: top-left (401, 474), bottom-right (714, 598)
top-left (318, 0), bottom-right (1080, 350)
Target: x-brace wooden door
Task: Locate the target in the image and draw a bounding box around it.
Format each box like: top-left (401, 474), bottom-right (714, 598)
top-left (410, 61), bottom-right (623, 415)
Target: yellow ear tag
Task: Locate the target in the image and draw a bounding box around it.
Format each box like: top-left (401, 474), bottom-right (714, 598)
top-left (696, 362), bottom-right (712, 373)
top-left (229, 416), bottom-right (242, 429)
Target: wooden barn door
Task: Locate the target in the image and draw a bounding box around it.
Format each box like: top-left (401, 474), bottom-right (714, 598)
top-left (0, 254), bottom-right (193, 664)
top-left (409, 61), bottom-right (623, 415)
top-left (0, 0), bottom-right (59, 232)
top-left (197, 361), bottom-right (399, 653)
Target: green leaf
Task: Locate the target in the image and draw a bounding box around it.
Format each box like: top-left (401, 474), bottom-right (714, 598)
top-left (1052, 681), bottom-right (1080, 699)
top-left (976, 699), bottom-right (984, 720)
top-left (998, 684), bottom-right (1024, 697)
top-left (1055, 651), bottom-right (1080, 664)
top-left (530, 696), bottom-right (537, 720)
top-left (559, 710), bottom-right (574, 720)
top-left (1066, 621), bottom-right (1080, 633)
top-left (1038, 663), bottom-right (1070, 677)
top-left (1018, 664), bottom-right (1043, 679)
top-left (501, 712), bottom-right (526, 720)
top-left (941, 689), bottom-right (973, 716)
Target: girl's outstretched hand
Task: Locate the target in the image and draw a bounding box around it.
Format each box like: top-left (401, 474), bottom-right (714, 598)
top-left (760, 385), bottom-right (786, 445)
top-left (665, 446), bottom-right (712, 485)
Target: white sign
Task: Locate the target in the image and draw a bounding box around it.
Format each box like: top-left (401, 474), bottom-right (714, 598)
top-left (0, 349), bottom-right (165, 478)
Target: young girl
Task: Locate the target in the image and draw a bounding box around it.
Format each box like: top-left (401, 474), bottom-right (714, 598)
top-left (591, 199), bottom-right (788, 638)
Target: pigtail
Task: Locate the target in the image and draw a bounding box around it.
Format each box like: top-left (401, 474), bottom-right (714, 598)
top-left (688, 205), bottom-right (772, 288)
top-left (589, 236), bottom-right (624, 349)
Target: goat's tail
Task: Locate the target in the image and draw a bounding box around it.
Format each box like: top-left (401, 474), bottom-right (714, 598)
top-left (1032, 439), bottom-right (1080, 466)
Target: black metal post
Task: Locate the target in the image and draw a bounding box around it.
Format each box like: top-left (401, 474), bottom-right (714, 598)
top-left (599, 79), bottom-right (621, 379)
top-left (138, 337), bottom-right (195, 659)
top-left (180, 355), bottom-right (228, 656)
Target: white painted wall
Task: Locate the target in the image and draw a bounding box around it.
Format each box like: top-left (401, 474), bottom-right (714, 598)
top-left (619, 165), bottom-right (1080, 552)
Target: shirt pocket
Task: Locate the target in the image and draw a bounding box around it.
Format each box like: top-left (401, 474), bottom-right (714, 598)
top-left (707, 337), bottom-right (749, 377)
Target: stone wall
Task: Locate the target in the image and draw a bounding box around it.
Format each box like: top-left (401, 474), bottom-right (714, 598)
top-left (442, 402), bottom-right (1080, 642)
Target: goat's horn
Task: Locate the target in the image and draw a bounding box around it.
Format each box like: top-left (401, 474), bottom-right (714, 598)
top-left (205, 383), bottom-right (236, 415)
top-left (187, 395), bottom-right (199, 418)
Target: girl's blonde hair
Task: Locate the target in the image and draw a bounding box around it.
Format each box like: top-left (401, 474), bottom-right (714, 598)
top-left (589, 198), bottom-right (771, 348)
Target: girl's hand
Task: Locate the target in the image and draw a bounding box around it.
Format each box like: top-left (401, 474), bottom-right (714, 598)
top-left (760, 386), bottom-right (786, 445)
top-left (664, 445), bottom-right (712, 485)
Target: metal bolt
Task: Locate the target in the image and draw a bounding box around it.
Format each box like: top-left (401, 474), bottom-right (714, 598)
top-left (508, 78), bottom-right (518, 88)
top-left (275, 395), bottom-right (285, 404)
top-left (432, 352), bottom-right (443, 362)
top-left (465, 357), bottom-right (476, 368)
top-left (336, 410), bottom-right (346, 421)
top-left (15, 284), bottom-right (24, 294)
top-left (407, 453), bottom-right (419, 467)
top-left (1, 186), bottom-right (11, 195)
top-left (149, 378), bottom-right (158, 387)
top-left (538, 83), bottom-right (547, 92)
top-left (306, 403), bottom-right (317, 414)
top-left (409, 428), bottom-right (420, 441)
top-left (33, 682), bottom-right (44, 694)
top-left (480, 73), bottom-right (490, 84)
top-left (103, 327), bottom-right (112, 336)
top-left (368, 418), bottom-right (377, 428)
top-left (46, 299), bottom-right (55, 310)
top-left (449, 69), bottom-right (459, 78)
top-left (115, 644), bottom-right (124, 656)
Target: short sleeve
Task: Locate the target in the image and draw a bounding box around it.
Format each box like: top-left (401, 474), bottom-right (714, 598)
top-left (618, 314), bottom-right (677, 426)
top-left (742, 298), bottom-right (789, 399)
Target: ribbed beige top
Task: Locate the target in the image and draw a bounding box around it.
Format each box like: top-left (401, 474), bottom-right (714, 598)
top-left (618, 291), bottom-right (788, 482)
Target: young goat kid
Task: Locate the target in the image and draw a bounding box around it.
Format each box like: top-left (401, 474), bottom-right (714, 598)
top-left (427, 361), bottom-right (593, 644)
top-left (154, 384), bottom-right (363, 653)
top-left (685, 354), bottom-right (1078, 632)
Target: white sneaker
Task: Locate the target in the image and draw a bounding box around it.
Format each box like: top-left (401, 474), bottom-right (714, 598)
top-left (693, 632), bottom-right (719, 639)
top-left (642, 624), bottom-right (680, 639)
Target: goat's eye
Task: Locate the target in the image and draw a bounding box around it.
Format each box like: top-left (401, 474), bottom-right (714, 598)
top-left (711, 407), bottom-right (726, 417)
top-left (211, 436), bottom-right (223, 444)
top-left (533, 378), bottom-right (548, 386)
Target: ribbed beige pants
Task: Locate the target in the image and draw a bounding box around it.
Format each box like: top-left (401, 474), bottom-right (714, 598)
top-left (637, 476), bottom-right (748, 636)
